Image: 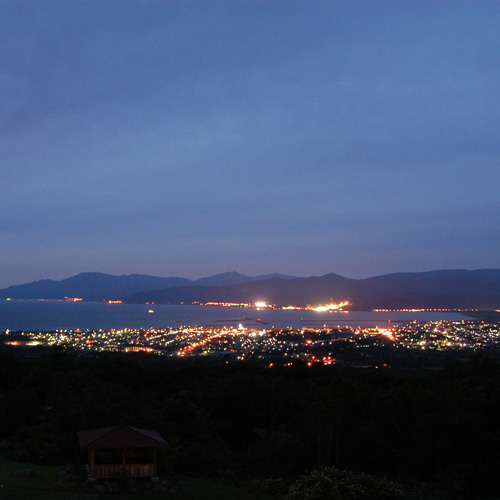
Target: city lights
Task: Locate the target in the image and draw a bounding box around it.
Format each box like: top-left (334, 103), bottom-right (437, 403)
top-left (2, 319), bottom-right (499, 368)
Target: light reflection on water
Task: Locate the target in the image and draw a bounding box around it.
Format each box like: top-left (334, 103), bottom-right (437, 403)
top-left (0, 301), bottom-right (473, 332)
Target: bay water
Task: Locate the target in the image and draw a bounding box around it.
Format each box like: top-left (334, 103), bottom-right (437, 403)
top-left (0, 300), bottom-right (473, 332)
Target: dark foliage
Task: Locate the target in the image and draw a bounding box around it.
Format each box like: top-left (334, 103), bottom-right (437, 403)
top-left (285, 466), bottom-right (404, 500)
top-left (0, 347), bottom-right (499, 499)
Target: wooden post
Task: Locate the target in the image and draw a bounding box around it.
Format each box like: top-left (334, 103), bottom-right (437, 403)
top-left (153, 447), bottom-right (158, 480)
top-left (89, 448), bottom-right (95, 480)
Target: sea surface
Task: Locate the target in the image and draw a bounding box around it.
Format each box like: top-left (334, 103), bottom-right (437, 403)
top-left (0, 300), bottom-right (474, 332)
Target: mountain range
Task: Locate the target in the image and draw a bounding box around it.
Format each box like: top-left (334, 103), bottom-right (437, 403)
top-left (0, 272), bottom-right (295, 302)
top-left (1, 269), bottom-right (500, 310)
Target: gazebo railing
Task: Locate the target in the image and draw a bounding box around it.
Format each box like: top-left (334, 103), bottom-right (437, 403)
top-left (93, 463), bottom-right (155, 478)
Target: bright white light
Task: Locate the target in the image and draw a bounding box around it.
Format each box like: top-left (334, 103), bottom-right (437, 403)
top-left (312, 301), bottom-right (349, 312)
top-left (255, 301), bottom-right (267, 308)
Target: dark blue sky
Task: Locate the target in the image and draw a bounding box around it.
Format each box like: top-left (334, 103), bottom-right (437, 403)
top-left (1, 0), bottom-right (499, 288)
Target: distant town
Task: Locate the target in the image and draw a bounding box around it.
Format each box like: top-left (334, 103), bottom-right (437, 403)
top-left (3, 319), bottom-right (500, 368)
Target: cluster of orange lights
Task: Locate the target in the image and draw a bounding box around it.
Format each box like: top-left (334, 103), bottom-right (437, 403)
top-left (6, 297), bottom-right (84, 302)
top-left (373, 308), bottom-right (478, 312)
top-left (308, 301), bottom-right (349, 312)
top-left (268, 356), bottom-right (338, 369)
top-left (282, 301), bottom-right (349, 311)
top-left (376, 328), bottom-right (397, 341)
top-left (192, 300), bottom-right (351, 311)
top-left (179, 329), bottom-right (244, 356)
top-left (124, 346), bottom-right (155, 353)
top-left (194, 301), bottom-right (254, 308)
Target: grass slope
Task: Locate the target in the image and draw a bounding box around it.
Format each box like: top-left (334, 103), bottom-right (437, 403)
top-left (0, 458), bottom-right (269, 500)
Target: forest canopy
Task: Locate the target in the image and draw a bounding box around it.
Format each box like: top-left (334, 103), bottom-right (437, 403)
top-left (0, 347), bottom-right (498, 499)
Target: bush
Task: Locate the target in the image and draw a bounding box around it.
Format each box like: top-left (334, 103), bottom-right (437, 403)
top-left (286, 466), bottom-right (404, 500)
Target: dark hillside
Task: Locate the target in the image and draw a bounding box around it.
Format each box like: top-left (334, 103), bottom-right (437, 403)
top-left (129, 269), bottom-right (500, 309)
top-left (0, 272), bottom-right (296, 302)
top-left (0, 348), bottom-right (499, 499)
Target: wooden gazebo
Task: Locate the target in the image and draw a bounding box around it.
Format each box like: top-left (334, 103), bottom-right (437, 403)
top-left (78, 425), bottom-right (167, 480)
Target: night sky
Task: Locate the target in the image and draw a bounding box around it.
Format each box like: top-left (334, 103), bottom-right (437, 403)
top-left (1, 0), bottom-right (499, 289)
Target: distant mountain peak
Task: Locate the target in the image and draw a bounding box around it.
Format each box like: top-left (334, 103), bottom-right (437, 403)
top-left (3, 269), bottom-right (499, 310)
top-left (0, 270), bottom-right (296, 301)
top-left (127, 268), bottom-right (500, 310)
top-left (206, 271), bottom-right (248, 278)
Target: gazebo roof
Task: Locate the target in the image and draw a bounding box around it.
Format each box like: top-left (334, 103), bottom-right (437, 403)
top-left (78, 425), bottom-right (167, 449)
